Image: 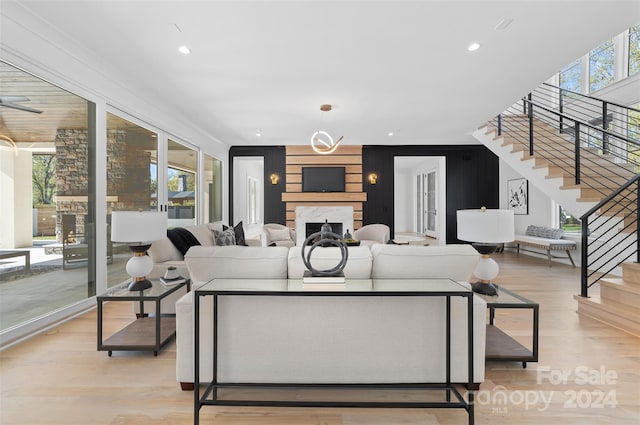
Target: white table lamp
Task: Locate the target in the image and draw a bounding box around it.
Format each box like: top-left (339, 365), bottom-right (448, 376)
top-left (111, 211), bottom-right (167, 291)
top-left (457, 208), bottom-right (514, 296)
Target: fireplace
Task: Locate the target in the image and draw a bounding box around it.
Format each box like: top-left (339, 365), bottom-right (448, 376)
top-left (295, 206), bottom-right (354, 246)
top-left (305, 222), bottom-right (343, 244)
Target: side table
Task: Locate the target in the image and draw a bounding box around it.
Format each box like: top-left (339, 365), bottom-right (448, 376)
top-left (97, 279), bottom-right (190, 356)
top-left (477, 284), bottom-right (539, 368)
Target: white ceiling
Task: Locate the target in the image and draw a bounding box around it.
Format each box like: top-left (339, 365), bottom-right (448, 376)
top-left (5, 1), bottom-right (640, 147)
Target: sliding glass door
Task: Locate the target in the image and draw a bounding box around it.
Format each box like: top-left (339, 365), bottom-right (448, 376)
top-left (167, 139), bottom-right (198, 228)
top-left (0, 61), bottom-right (96, 333)
top-left (106, 112), bottom-right (158, 288)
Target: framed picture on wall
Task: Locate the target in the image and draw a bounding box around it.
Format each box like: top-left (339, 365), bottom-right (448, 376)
top-left (507, 178), bottom-right (529, 215)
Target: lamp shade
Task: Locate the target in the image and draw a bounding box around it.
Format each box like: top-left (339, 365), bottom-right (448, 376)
top-left (111, 211), bottom-right (167, 244)
top-left (457, 209), bottom-right (514, 243)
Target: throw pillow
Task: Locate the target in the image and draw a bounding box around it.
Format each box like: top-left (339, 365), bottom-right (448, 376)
top-left (223, 222), bottom-right (248, 246)
top-left (214, 227), bottom-right (236, 246)
top-left (268, 227), bottom-right (292, 242)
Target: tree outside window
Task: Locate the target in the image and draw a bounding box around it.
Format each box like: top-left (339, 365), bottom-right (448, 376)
top-left (629, 25), bottom-right (640, 77)
top-left (32, 154), bottom-right (56, 206)
top-left (589, 39), bottom-right (615, 92)
top-left (560, 58), bottom-right (582, 100)
top-left (559, 206), bottom-right (581, 233)
top-left (628, 103), bottom-right (640, 171)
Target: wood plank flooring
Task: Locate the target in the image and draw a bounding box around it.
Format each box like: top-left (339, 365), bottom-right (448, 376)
top-left (1, 251), bottom-right (639, 424)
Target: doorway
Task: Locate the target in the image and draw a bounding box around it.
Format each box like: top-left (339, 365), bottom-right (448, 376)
top-left (394, 157), bottom-right (446, 244)
top-left (232, 157), bottom-right (264, 239)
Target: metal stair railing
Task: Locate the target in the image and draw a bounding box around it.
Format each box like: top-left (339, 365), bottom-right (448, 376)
top-left (579, 175), bottom-right (639, 298)
top-left (492, 97), bottom-right (639, 199)
top-left (532, 83), bottom-right (639, 148)
top-left (486, 87), bottom-right (639, 298)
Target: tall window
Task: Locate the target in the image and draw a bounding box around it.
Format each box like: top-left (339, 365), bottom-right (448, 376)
top-left (167, 139), bottom-right (198, 227)
top-left (630, 25), bottom-right (640, 77)
top-left (589, 39), bottom-right (615, 92)
top-left (629, 103), bottom-right (640, 170)
top-left (106, 112), bottom-right (158, 288)
top-left (0, 61), bottom-right (96, 334)
top-left (560, 58), bottom-right (582, 95)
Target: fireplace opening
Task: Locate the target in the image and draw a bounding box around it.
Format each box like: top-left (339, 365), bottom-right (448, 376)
top-left (305, 222), bottom-right (343, 244)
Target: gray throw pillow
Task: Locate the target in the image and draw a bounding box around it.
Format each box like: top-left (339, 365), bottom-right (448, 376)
top-left (213, 227), bottom-right (236, 246)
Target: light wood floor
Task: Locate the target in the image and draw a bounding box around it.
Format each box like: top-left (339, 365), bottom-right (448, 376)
top-left (1, 251), bottom-right (639, 425)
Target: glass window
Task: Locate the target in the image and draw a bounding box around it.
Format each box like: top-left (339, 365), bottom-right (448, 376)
top-left (167, 139), bottom-right (197, 227)
top-left (629, 25), bottom-right (640, 77)
top-left (628, 103), bottom-right (640, 170)
top-left (106, 112), bottom-right (157, 288)
top-left (559, 206), bottom-right (582, 233)
top-left (203, 153), bottom-right (223, 223)
top-left (559, 58), bottom-right (583, 106)
top-left (0, 61), bottom-right (95, 332)
top-left (560, 58), bottom-right (582, 93)
top-left (589, 39), bottom-right (615, 92)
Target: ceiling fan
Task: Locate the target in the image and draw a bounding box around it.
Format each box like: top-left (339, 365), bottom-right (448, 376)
top-left (0, 96), bottom-right (43, 114)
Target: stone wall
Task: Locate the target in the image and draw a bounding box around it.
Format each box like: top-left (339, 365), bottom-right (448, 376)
top-left (55, 129), bottom-right (89, 241)
top-left (54, 128), bottom-right (152, 242)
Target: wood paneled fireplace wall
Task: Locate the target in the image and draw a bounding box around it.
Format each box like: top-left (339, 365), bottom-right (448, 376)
top-left (282, 145), bottom-right (366, 230)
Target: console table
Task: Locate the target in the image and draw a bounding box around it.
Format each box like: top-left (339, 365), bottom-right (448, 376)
top-left (194, 278), bottom-right (475, 425)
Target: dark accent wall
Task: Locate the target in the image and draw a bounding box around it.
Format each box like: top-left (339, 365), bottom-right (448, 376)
top-left (229, 146), bottom-right (286, 225)
top-left (362, 145), bottom-right (499, 243)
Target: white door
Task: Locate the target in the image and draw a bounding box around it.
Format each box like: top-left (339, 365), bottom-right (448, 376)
top-left (425, 170), bottom-right (437, 238)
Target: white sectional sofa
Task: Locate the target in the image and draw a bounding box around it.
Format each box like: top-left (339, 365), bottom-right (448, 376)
top-left (176, 243), bottom-right (485, 390)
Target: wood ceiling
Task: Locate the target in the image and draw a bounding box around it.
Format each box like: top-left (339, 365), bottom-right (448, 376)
top-left (0, 62), bottom-right (88, 147)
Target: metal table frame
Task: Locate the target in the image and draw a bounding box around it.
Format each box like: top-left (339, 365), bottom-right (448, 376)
top-left (483, 284), bottom-right (539, 368)
top-left (194, 279), bottom-right (475, 425)
top-left (97, 279), bottom-right (190, 356)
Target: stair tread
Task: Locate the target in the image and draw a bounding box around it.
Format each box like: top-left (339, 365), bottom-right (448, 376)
top-left (600, 278), bottom-right (640, 294)
top-left (575, 295), bottom-right (640, 321)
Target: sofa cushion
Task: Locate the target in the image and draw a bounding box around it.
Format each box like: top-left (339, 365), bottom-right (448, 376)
top-left (268, 227), bottom-right (293, 242)
top-left (185, 246), bottom-right (289, 284)
top-left (370, 244), bottom-right (479, 282)
top-left (525, 225), bottom-right (564, 239)
top-left (213, 227), bottom-right (236, 246)
top-left (185, 224), bottom-right (214, 246)
top-left (148, 237), bottom-right (183, 263)
top-left (287, 246), bottom-right (373, 279)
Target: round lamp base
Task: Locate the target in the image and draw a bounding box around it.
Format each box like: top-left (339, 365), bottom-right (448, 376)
top-left (128, 279), bottom-right (152, 292)
top-left (472, 281), bottom-right (498, 296)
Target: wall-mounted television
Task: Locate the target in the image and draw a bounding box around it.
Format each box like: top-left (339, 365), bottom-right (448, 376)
top-left (302, 167), bottom-right (345, 192)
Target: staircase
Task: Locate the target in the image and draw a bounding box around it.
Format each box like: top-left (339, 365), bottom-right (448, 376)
top-left (473, 83), bottom-right (640, 337)
top-left (574, 263), bottom-right (640, 336)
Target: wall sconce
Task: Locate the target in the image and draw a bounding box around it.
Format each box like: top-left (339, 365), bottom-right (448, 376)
top-left (270, 174), bottom-right (279, 185)
top-left (368, 173), bottom-right (378, 185)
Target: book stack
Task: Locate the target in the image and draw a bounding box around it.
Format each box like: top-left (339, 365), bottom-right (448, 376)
top-left (302, 271), bottom-right (346, 290)
top-left (159, 276), bottom-right (186, 286)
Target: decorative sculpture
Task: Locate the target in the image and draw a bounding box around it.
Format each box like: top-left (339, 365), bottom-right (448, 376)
top-left (302, 220), bottom-right (348, 277)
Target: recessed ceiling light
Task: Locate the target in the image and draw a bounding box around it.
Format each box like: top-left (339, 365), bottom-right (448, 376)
top-left (388, 132), bottom-right (394, 137)
top-left (178, 45), bottom-right (191, 55)
top-left (256, 131), bottom-right (262, 137)
top-left (467, 42), bottom-right (481, 52)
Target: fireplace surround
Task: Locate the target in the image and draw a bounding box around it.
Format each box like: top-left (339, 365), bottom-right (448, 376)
top-left (295, 206), bottom-right (354, 246)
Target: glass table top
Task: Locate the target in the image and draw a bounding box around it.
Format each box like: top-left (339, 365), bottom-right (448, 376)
top-left (475, 284), bottom-right (537, 307)
top-left (196, 278), bottom-right (472, 295)
top-left (98, 279), bottom-right (186, 299)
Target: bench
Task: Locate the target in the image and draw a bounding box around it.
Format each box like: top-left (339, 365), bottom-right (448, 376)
top-left (0, 250), bottom-right (31, 271)
top-left (514, 225), bottom-right (576, 267)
